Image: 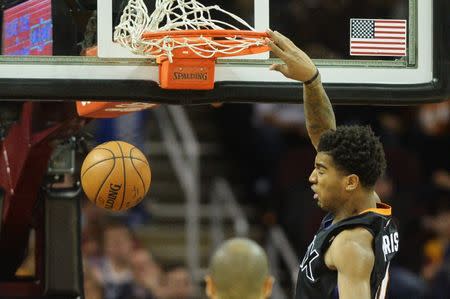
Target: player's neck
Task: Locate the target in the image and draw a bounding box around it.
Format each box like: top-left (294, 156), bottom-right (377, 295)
top-left (332, 190), bottom-right (378, 223)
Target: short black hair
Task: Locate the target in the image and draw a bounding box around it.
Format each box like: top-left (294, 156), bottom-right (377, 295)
top-left (317, 125), bottom-right (386, 188)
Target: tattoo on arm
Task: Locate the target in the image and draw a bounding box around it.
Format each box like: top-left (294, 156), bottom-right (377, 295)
top-left (303, 76), bottom-right (337, 149)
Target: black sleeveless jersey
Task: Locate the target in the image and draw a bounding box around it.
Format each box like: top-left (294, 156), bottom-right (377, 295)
top-left (295, 203), bottom-right (398, 299)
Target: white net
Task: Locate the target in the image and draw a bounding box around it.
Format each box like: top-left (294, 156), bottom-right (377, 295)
top-left (114, 0), bottom-right (267, 61)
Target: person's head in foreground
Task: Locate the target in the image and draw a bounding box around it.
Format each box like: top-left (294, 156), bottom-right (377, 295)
top-left (310, 125), bottom-right (386, 213)
top-left (205, 238), bottom-right (274, 299)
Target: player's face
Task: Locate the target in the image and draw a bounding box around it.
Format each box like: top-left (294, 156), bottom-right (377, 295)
top-left (309, 152), bottom-right (348, 212)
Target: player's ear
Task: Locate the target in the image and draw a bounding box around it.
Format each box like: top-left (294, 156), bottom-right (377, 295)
top-left (204, 275), bottom-right (216, 299)
top-left (345, 174), bottom-right (359, 191)
top-left (263, 276), bottom-right (274, 299)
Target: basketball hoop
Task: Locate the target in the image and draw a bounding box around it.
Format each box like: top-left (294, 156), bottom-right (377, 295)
top-left (114, 0), bottom-right (270, 90)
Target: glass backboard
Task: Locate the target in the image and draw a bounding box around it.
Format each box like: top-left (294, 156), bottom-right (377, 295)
top-left (0, 0), bottom-right (448, 104)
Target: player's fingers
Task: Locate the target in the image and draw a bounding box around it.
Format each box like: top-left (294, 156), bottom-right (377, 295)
top-left (266, 38), bottom-right (287, 60)
top-left (266, 29), bottom-right (289, 51)
top-left (268, 29), bottom-right (300, 54)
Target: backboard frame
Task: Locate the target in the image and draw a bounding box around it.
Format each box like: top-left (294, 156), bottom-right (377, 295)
top-left (0, 0), bottom-right (448, 104)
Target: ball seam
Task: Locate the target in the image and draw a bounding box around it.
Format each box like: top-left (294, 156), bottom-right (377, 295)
top-left (81, 156), bottom-right (148, 180)
top-left (116, 141), bottom-right (127, 211)
top-left (130, 147), bottom-right (148, 204)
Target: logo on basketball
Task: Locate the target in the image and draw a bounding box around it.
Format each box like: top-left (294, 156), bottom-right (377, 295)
top-left (105, 183), bottom-right (122, 209)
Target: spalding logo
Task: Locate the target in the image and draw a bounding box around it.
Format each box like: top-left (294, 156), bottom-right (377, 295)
top-left (173, 72), bottom-right (208, 81)
top-left (105, 183), bottom-right (122, 209)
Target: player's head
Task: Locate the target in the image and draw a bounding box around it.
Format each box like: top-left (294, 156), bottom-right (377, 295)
top-left (205, 238), bottom-right (273, 299)
top-left (309, 125), bottom-right (386, 211)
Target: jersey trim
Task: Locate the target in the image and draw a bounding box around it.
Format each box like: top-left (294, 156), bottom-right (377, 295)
top-left (360, 203), bottom-right (392, 216)
top-left (376, 262), bottom-right (390, 299)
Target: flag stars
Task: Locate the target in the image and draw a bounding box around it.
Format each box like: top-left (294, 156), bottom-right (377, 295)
top-left (351, 20), bottom-right (375, 38)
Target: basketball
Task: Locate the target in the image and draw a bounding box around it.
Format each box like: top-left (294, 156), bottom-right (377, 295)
top-left (81, 141), bottom-right (151, 211)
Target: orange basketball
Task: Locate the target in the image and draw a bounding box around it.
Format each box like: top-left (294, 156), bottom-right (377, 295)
top-left (81, 141), bottom-right (151, 211)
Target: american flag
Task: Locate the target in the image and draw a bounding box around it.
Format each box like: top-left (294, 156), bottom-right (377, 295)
top-left (350, 19), bottom-right (407, 56)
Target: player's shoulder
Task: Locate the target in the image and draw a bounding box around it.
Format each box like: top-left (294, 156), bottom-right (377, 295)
top-left (331, 227), bottom-right (374, 254)
top-left (327, 228), bottom-right (375, 271)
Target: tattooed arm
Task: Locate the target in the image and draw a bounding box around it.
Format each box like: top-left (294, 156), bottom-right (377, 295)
top-left (303, 76), bottom-right (336, 149)
top-left (267, 30), bottom-right (336, 150)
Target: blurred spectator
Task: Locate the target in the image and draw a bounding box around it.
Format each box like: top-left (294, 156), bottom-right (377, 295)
top-left (251, 104), bottom-right (307, 214)
top-left (130, 250), bottom-right (195, 299)
top-left (422, 209), bottom-right (450, 298)
top-left (418, 101), bottom-right (450, 137)
top-left (82, 230), bottom-right (103, 268)
top-left (387, 266), bottom-right (426, 299)
top-left (376, 110), bottom-right (409, 147)
top-left (422, 209), bottom-right (450, 277)
top-left (413, 101), bottom-right (450, 185)
top-left (382, 172), bottom-right (427, 299)
top-left (82, 200), bottom-right (107, 266)
top-left (84, 264), bottom-right (105, 299)
top-left (164, 266), bottom-right (195, 299)
top-left (91, 221), bottom-right (136, 299)
top-left (252, 104), bottom-right (306, 137)
top-left (433, 170), bottom-right (450, 191)
top-left (130, 248), bottom-right (165, 299)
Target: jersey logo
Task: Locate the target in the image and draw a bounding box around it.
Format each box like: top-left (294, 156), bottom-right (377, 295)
top-left (300, 236), bottom-right (320, 282)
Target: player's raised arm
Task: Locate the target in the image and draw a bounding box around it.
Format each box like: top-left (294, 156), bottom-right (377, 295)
top-left (266, 30), bottom-right (336, 150)
top-left (327, 229), bottom-right (374, 299)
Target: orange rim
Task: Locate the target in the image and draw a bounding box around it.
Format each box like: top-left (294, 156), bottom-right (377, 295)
top-left (142, 29), bottom-right (269, 58)
top-left (142, 29), bottom-right (269, 39)
top-left (119, 30), bottom-right (271, 90)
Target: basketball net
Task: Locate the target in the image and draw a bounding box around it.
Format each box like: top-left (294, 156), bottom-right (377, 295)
top-left (114, 0), bottom-right (264, 60)
top-left (114, 0), bottom-right (269, 89)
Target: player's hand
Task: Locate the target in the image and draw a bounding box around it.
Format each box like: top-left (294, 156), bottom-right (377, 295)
top-left (266, 29), bottom-right (317, 83)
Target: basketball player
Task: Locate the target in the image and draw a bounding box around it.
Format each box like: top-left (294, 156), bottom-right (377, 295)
top-left (266, 29), bottom-right (399, 299)
top-left (205, 238), bottom-right (274, 299)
